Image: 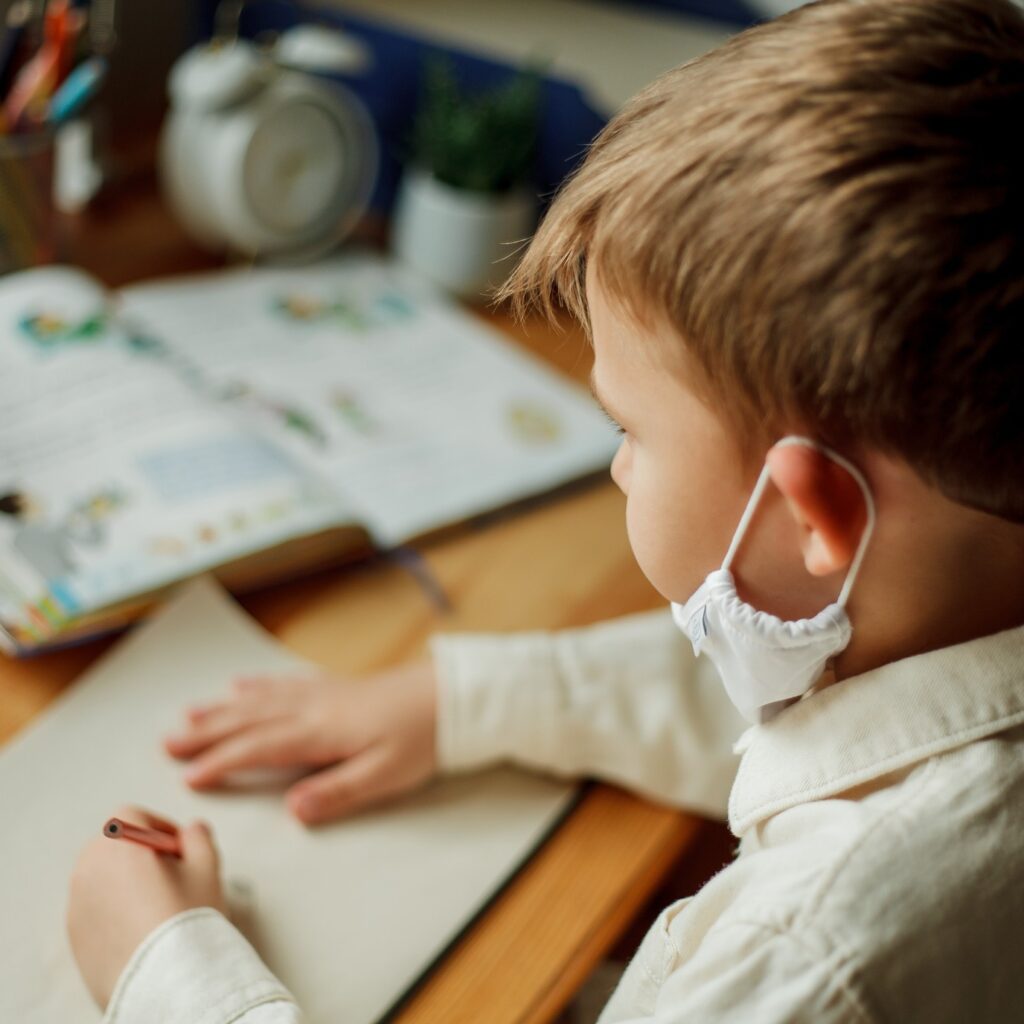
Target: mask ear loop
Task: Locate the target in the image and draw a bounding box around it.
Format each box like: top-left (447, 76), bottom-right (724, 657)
top-left (722, 462), bottom-right (773, 572)
top-left (720, 436), bottom-right (876, 609)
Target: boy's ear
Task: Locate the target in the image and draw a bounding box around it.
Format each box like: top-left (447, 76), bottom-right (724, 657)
top-left (766, 444), bottom-right (868, 577)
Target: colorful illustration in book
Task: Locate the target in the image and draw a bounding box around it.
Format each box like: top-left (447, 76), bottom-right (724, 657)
top-left (7, 590), bottom-right (71, 637)
top-left (216, 380), bottom-right (328, 449)
top-left (261, 401), bottom-right (326, 448)
top-left (505, 401), bottom-right (563, 445)
top-left (0, 486), bottom-right (126, 587)
top-left (217, 380), bottom-right (250, 402)
top-left (271, 288), bottom-right (416, 333)
top-left (372, 291), bottom-right (415, 321)
top-left (148, 535), bottom-right (188, 558)
top-left (123, 329), bottom-right (172, 359)
top-left (67, 487), bottom-right (127, 532)
top-left (146, 509), bottom-right (253, 562)
top-left (19, 310), bottom-right (108, 350)
top-left (274, 293), bottom-right (328, 322)
top-left (0, 556), bottom-right (72, 632)
top-left (228, 511), bottom-right (250, 533)
top-left (331, 389), bottom-right (378, 435)
top-left (262, 499), bottom-right (293, 522)
top-left (197, 524), bottom-right (218, 544)
top-left (274, 293), bottom-right (367, 331)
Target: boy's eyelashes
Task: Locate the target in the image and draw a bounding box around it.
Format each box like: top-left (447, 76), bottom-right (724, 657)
top-left (600, 409), bottom-right (627, 435)
top-left (588, 370), bottom-right (629, 437)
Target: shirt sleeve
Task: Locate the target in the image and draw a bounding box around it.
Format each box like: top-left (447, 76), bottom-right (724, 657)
top-left (103, 907), bottom-right (302, 1024)
top-left (430, 609), bottom-right (746, 819)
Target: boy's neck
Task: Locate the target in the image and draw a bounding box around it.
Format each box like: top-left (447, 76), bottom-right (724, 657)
top-left (835, 467), bottom-right (1024, 680)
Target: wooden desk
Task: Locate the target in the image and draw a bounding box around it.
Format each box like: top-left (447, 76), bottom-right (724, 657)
top-left (0, 177), bottom-right (706, 1023)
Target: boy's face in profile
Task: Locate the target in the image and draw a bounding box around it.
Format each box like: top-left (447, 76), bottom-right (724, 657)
top-left (587, 269), bottom-right (756, 605)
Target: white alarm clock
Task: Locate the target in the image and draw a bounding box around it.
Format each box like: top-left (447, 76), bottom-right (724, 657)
top-left (160, 32), bottom-right (378, 259)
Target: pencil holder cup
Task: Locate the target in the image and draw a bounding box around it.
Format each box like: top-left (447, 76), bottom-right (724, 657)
top-left (0, 129), bottom-right (57, 275)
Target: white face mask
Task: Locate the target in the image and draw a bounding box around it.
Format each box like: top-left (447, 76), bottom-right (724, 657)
top-left (671, 436), bottom-right (876, 725)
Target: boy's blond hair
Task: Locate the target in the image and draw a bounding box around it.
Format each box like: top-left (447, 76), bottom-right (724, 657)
top-left (499, 0), bottom-right (1024, 521)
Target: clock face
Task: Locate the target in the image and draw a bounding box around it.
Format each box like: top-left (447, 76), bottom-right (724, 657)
top-left (242, 98), bottom-right (349, 236)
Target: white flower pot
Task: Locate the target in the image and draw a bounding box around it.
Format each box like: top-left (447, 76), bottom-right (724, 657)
top-left (392, 168), bottom-right (537, 301)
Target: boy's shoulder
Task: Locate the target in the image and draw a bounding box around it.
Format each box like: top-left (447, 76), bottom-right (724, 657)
top-left (652, 732), bottom-right (1024, 1023)
top-left (793, 729), bottom-right (1024, 1021)
top-left (667, 626), bottom-right (1024, 1020)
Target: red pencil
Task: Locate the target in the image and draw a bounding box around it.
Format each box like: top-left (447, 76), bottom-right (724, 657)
top-left (102, 817), bottom-right (182, 858)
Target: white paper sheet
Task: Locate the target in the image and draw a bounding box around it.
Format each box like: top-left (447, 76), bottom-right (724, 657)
top-left (0, 578), bottom-right (577, 1022)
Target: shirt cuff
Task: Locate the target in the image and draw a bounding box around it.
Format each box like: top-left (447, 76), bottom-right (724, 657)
top-left (431, 629), bottom-right (561, 772)
top-left (103, 907), bottom-right (298, 1024)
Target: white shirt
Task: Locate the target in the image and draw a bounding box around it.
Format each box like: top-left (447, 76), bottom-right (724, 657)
top-left (101, 611), bottom-right (1024, 1023)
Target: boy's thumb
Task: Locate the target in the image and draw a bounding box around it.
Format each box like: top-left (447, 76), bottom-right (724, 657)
top-left (287, 748), bottom-right (395, 825)
top-left (181, 819), bottom-right (220, 873)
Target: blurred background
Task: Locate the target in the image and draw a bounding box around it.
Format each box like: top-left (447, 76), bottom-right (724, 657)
top-left (0, 0), bottom-right (810, 288)
top-left (95, 0), bottom-right (803, 178)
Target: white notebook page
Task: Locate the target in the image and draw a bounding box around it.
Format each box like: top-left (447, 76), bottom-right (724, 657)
top-left (0, 578), bottom-right (577, 1022)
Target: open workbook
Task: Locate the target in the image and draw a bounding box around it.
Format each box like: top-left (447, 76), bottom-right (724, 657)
top-left (0, 578), bottom-right (579, 1022)
top-left (0, 253), bottom-right (616, 653)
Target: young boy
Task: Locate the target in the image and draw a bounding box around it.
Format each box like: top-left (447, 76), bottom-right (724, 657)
top-left (68, 0), bottom-right (1024, 1019)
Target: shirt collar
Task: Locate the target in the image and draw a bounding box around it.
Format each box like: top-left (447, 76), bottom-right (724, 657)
top-left (728, 624), bottom-right (1024, 836)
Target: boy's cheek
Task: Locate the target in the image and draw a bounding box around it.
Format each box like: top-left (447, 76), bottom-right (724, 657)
top-left (623, 495), bottom-right (708, 604)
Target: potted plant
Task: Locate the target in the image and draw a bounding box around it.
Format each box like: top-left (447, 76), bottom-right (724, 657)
top-left (392, 56), bottom-right (542, 300)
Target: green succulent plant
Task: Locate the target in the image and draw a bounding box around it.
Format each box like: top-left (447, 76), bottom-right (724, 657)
top-left (408, 56), bottom-right (542, 195)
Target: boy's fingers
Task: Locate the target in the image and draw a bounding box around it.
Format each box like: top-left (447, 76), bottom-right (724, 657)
top-left (183, 680), bottom-right (283, 724)
top-left (233, 674), bottom-right (323, 698)
top-left (112, 804), bottom-right (180, 835)
top-left (186, 701), bottom-right (228, 724)
top-left (286, 748), bottom-right (398, 825)
top-left (184, 725), bottom-right (303, 788)
top-left (182, 675), bottom-right (305, 729)
top-left (232, 674), bottom-right (311, 695)
top-left (180, 819), bottom-right (220, 874)
top-left (232, 675), bottom-right (279, 695)
top-left (184, 702), bottom-right (238, 729)
top-left (164, 704), bottom-right (286, 759)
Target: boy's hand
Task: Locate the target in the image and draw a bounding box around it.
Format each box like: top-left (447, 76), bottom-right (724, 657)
top-left (67, 806), bottom-right (225, 1010)
top-left (163, 660), bottom-right (439, 825)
